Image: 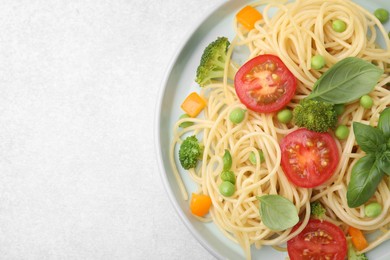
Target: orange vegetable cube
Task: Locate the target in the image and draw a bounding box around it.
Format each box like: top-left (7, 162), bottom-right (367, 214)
top-left (181, 92), bottom-right (206, 117)
top-left (190, 193), bottom-right (212, 217)
top-left (236, 5), bottom-right (263, 30)
top-left (348, 226), bottom-right (368, 251)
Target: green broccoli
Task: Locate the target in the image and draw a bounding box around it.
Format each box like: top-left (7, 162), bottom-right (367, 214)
top-left (348, 238), bottom-right (368, 260)
top-left (195, 37), bottom-right (238, 87)
top-left (293, 99), bottom-right (338, 132)
top-left (310, 201), bottom-right (326, 219)
top-left (179, 135), bottom-right (203, 170)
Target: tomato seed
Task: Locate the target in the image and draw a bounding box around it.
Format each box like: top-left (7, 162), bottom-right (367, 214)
top-left (245, 74), bottom-right (254, 80)
top-left (266, 62), bottom-right (276, 71)
top-left (289, 159), bottom-right (297, 164)
top-left (320, 149), bottom-right (329, 155)
top-left (251, 65), bottom-right (263, 73)
top-left (271, 73), bottom-right (280, 82)
top-left (321, 160), bottom-right (328, 167)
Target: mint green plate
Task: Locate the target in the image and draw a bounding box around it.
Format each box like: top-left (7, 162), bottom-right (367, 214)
top-left (155, 0), bottom-right (390, 259)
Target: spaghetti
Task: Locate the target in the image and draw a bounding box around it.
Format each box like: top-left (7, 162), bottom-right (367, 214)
top-left (170, 0), bottom-right (390, 259)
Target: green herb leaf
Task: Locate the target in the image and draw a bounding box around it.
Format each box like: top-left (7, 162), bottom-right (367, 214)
top-left (378, 150), bottom-right (390, 175)
top-left (378, 107), bottom-right (390, 139)
top-left (257, 195), bottom-right (299, 231)
top-left (347, 154), bottom-right (384, 208)
top-left (353, 122), bottom-right (386, 154)
top-left (307, 57), bottom-right (383, 104)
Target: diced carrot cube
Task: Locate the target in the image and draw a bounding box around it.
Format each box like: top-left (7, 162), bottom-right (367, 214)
top-left (181, 92), bottom-right (206, 117)
top-left (348, 226), bottom-right (368, 251)
top-left (236, 5), bottom-right (263, 30)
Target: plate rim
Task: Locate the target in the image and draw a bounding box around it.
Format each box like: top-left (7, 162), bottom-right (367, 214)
top-left (154, 0), bottom-right (227, 259)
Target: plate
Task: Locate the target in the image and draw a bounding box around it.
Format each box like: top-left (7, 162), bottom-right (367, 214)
top-left (155, 0), bottom-right (390, 259)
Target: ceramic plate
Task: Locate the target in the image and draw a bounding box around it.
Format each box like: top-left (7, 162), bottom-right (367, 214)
top-left (155, 0), bottom-right (390, 259)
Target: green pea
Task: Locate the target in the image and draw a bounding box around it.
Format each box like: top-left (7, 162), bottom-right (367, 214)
top-left (311, 55), bottom-right (326, 70)
top-left (277, 109), bottom-right (293, 124)
top-left (334, 104), bottom-right (345, 116)
top-left (220, 170), bottom-right (236, 184)
top-left (249, 150), bottom-right (265, 165)
top-left (229, 108), bottom-right (246, 124)
top-left (335, 125), bottom-right (349, 140)
top-left (179, 114), bottom-right (194, 128)
top-left (332, 20), bottom-right (347, 32)
top-left (365, 202), bottom-right (382, 218)
top-left (374, 8), bottom-right (389, 23)
top-left (222, 149), bottom-right (232, 171)
top-left (219, 181), bottom-right (235, 197)
top-left (360, 95), bottom-right (373, 109)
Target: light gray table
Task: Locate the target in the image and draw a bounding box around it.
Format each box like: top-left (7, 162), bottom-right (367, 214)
top-left (0, 0), bottom-right (220, 259)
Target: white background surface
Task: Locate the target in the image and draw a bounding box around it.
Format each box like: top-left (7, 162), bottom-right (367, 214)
top-left (0, 0), bottom-right (220, 259)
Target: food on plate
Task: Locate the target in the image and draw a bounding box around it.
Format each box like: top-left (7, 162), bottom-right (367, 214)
top-left (280, 128), bottom-right (340, 188)
top-left (292, 99), bottom-right (338, 132)
top-left (190, 193), bottom-right (212, 217)
top-left (169, 0), bottom-right (390, 259)
top-left (374, 8), bottom-right (389, 23)
top-left (347, 110), bottom-right (390, 208)
top-left (194, 37), bottom-right (237, 87)
top-left (180, 92), bottom-right (206, 117)
top-left (287, 219), bottom-right (347, 260)
top-left (178, 135), bottom-right (203, 170)
top-left (234, 54), bottom-right (297, 113)
top-left (310, 201), bottom-right (326, 219)
top-left (236, 5), bottom-right (263, 30)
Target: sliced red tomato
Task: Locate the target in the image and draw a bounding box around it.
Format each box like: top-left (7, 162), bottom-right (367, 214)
top-left (234, 54), bottom-right (297, 113)
top-left (287, 219), bottom-right (347, 260)
top-left (280, 128), bottom-right (339, 188)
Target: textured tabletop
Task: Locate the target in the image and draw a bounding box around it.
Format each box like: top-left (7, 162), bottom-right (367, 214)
top-left (0, 0), bottom-right (221, 259)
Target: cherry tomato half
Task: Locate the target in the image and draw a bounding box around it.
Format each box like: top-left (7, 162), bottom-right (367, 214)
top-left (234, 54), bottom-right (297, 113)
top-left (287, 219), bottom-right (347, 260)
top-left (280, 128), bottom-right (339, 188)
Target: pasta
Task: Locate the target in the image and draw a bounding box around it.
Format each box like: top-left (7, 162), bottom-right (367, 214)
top-left (170, 0), bottom-right (390, 259)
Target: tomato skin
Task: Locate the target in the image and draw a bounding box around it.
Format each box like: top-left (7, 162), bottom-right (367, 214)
top-left (234, 54), bottom-right (297, 113)
top-left (287, 219), bottom-right (347, 260)
top-left (280, 128), bottom-right (339, 188)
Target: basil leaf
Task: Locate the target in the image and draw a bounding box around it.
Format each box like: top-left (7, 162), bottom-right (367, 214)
top-left (378, 150), bottom-right (390, 175)
top-left (307, 57), bottom-right (383, 104)
top-left (353, 122), bottom-right (385, 154)
top-left (378, 107), bottom-right (390, 139)
top-left (257, 195), bottom-right (299, 231)
top-left (347, 154), bottom-right (384, 208)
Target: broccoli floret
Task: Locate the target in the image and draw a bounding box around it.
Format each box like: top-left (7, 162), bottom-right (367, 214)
top-left (179, 135), bottom-right (203, 170)
top-left (354, 253), bottom-right (368, 260)
top-left (348, 238), bottom-right (368, 260)
top-left (195, 37), bottom-right (237, 87)
top-left (310, 201), bottom-right (326, 219)
top-left (293, 99), bottom-right (338, 132)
